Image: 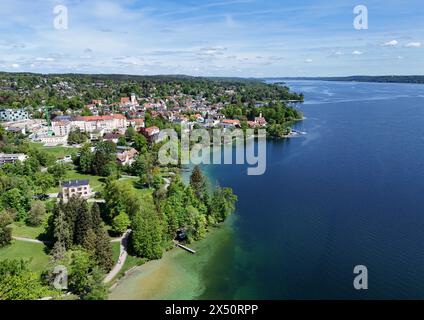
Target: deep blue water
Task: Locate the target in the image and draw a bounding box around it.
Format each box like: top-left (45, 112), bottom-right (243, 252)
top-left (199, 80), bottom-right (424, 299)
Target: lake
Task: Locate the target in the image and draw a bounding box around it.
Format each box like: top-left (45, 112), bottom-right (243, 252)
top-left (111, 80), bottom-right (424, 300)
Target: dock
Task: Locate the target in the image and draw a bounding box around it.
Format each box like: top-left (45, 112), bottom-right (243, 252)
top-left (174, 241), bottom-right (196, 254)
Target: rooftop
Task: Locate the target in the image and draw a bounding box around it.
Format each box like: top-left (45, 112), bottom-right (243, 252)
top-left (62, 180), bottom-right (90, 188)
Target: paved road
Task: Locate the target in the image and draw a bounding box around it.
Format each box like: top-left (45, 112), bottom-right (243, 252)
top-left (104, 230), bottom-right (131, 284)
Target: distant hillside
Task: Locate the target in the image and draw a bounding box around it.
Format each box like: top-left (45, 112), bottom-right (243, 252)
top-left (0, 71), bottom-right (261, 84)
top-left (265, 76), bottom-right (424, 84)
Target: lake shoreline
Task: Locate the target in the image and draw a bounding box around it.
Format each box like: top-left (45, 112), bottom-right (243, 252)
top-left (108, 216), bottom-right (235, 300)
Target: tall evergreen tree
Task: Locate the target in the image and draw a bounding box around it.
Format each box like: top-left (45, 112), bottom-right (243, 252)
top-left (74, 200), bottom-right (93, 246)
top-left (90, 202), bottom-right (114, 271)
top-left (189, 165), bottom-right (208, 202)
top-left (52, 204), bottom-right (72, 250)
top-left (94, 229), bottom-right (114, 272)
top-left (90, 202), bottom-right (102, 233)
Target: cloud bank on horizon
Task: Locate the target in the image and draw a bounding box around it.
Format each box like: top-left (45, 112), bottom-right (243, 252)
top-left (0, 0), bottom-right (423, 77)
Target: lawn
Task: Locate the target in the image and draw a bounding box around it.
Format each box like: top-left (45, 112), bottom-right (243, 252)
top-left (29, 142), bottom-right (78, 159)
top-left (47, 169), bottom-right (106, 193)
top-left (11, 222), bottom-right (46, 239)
top-left (116, 180), bottom-right (154, 203)
top-left (0, 240), bottom-right (50, 274)
top-left (112, 241), bottom-right (121, 263)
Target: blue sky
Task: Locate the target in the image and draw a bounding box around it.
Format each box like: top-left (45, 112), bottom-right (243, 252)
top-left (0, 0), bottom-right (423, 77)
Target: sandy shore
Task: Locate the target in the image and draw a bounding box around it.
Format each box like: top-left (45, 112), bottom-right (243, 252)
top-left (108, 219), bottom-right (234, 300)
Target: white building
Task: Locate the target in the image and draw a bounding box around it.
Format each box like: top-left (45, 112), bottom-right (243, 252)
top-left (0, 109), bottom-right (30, 122)
top-left (72, 115), bottom-right (127, 133)
top-left (38, 134), bottom-right (68, 146)
top-left (52, 120), bottom-right (71, 137)
top-left (61, 180), bottom-right (92, 202)
top-left (0, 153), bottom-right (28, 165)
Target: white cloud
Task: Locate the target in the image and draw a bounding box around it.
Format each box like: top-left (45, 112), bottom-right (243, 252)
top-left (35, 57), bottom-right (55, 62)
top-left (352, 50), bottom-right (363, 55)
top-left (11, 63), bottom-right (20, 68)
top-left (405, 42), bottom-right (421, 48)
top-left (335, 51), bottom-right (343, 55)
top-left (383, 40), bottom-right (398, 46)
top-left (305, 58), bottom-right (313, 63)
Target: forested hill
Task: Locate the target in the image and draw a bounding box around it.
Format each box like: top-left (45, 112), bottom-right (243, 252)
top-left (0, 72), bottom-right (260, 84)
top-left (266, 76), bottom-right (424, 84)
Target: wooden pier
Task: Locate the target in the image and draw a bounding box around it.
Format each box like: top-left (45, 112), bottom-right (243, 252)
top-left (173, 241), bottom-right (196, 254)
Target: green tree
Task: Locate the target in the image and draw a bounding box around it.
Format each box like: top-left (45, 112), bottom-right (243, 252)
top-left (92, 141), bottom-right (117, 176)
top-left (1, 188), bottom-right (30, 221)
top-left (51, 203), bottom-right (72, 254)
top-left (209, 186), bottom-right (237, 223)
top-left (27, 201), bottom-right (46, 227)
top-left (132, 133), bottom-right (148, 153)
top-left (125, 126), bottom-right (136, 141)
top-left (189, 166), bottom-right (208, 202)
top-left (0, 259), bottom-right (49, 300)
top-left (94, 229), bottom-right (114, 272)
top-left (74, 200), bottom-right (93, 247)
top-left (78, 143), bottom-right (93, 174)
top-left (131, 207), bottom-right (163, 260)
top-left (0, 211), bottom-right (13, 248)
top-left (111, 212), bottom-right (130, 235)
top-left (33, 172), bottom-right (55, 194)
top-left (82, 267), bottom-right (108, 300)
top-left (48, 163), bottom-right (67, 185)
top-left (68, 128), bottom-right (88, 145)
top-left (65, 249), bottom-right (93, 296)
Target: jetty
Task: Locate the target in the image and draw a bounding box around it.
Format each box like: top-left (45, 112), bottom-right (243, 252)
top-left (173, 241), bottom-right (196, 254)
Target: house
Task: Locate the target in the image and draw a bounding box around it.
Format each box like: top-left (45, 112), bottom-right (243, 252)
top-left (6, 126), bottom-right (26, 135)
top-left (0, 109), bottom-right (30, 122)
top-left (61, 180), bottom-right (92, 202)
top-left (116, 147), bottom-right (138, 166)
top-left (254, 113), bottom-right (267, 127)
top-left (128, 118), bottom-right (145, 130)
top-left (194, 114), bottom-right (205, 123)
top-left (204, 118), bottom-right (220, 128)
top-left (0, 153), bottom-right (27, 165)
top-left (220, 119), bottom-right (241, 128)
top-left (103, 132), bottom-right (122, 144)
top-left (141, 126), bottom-right (160, 143)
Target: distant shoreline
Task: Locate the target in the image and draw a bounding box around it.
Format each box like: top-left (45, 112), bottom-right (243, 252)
top-left (265, 76), bottom-right (424, 85)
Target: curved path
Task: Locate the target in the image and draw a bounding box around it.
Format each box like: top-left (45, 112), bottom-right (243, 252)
top-left (104, 230), bottom-right (131, 284)
top-left (13, 231), bottom-right (131, 284)
top-left (12, 236), bottom-right (50, 244)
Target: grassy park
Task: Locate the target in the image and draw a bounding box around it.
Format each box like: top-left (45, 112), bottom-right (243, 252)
top-left (0, 240), bottom-right (49, 274)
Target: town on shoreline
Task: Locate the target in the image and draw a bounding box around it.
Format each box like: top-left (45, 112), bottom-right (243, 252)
top-left (0, 73), bottom-right (303, 300)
